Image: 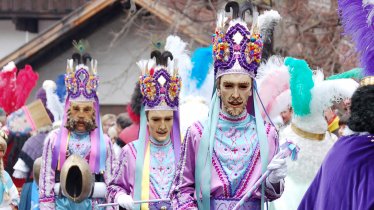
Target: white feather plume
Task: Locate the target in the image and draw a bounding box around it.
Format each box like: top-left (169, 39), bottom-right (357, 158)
top-left (257, 10), bottom-right (281, 41)
top-left (294, 78), bottom-right (359, 134)
top-left (66, 59), bottom-right (74, 72)
top-left (312, 69), bottom-right (324, 85)
top-left (311, 78), bottom-right (358, 115)
top-left (164, 35), bottom-right (192, 94)
top-left (2, 61), bottom-right (16, 72)
top-left (165, 35), bottom-right (192, 75)
top-left (364, 0), bottom-right (374, 25)
top-left (136, 59), bottom-right (149, 75)
top-left (216, 10), bottom-right (227, 28)
top-left (43, 80), bottom-right (64, 123)
top-left (256, 55), bottom-right (286, 82)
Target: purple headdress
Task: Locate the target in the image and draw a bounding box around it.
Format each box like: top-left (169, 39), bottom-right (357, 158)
top-left (52, 52), bottom-right (106, 174)
top-left (213, 1), bottom-right (263, 79)
top-left (338, 0), bottom-right (374, 86)
top-left (138, 50), bottom-right (182, 111)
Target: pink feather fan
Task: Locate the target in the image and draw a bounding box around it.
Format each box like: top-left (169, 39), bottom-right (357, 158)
top-left (257, 56), bottom-right (290, 121)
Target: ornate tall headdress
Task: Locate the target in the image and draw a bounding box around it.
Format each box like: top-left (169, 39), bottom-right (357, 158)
top-left (138, 50), bottom-right (181, 111)
top-left (65, 53), bottom-right (98, 101)
top-left (213, 1), bottom-right (263, 79)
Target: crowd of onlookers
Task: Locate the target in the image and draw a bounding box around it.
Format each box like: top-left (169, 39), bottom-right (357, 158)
top-left (101, 111), bottom-right (139, 158)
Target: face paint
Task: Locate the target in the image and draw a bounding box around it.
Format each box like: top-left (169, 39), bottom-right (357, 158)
top-left (147, 110), bottom-right (174, 142)
top-left (218, 74), bottom-right (252, 116)
top-left (66, 101), bottom-right (97, 132)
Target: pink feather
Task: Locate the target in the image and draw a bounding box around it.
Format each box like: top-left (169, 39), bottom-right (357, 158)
top-left (0, 67), bottom-right (17, 115)
top-left (14, 65), bottom-right (39, 110)
top-left (257, 56), bottom-right (291, 120)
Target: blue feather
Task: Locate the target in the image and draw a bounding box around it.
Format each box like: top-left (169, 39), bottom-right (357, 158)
top-left (285, 57), bottom-right (314, 116)
top-left (191, 46), bottom-right (213, 89)
top-left (55, 74), bottom-right (66, 103)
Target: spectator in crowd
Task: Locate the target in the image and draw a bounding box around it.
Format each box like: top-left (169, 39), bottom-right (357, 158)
top-left (325, 107), bottom-right (340, 136)
top-left (107, 126), bottom-right (121, 158)
top-left (280, 106), bottom-right (293, 126)
top-left (101, 114), bottom-right (116, 135)
top-left (116, 113), bottom-right (132, 147)
top-left (337, 115), bottom-right (349, 137)
top-left (119, 83), bottom-right (142, 144)
top-left (0, 108), bottom-right (5, 128)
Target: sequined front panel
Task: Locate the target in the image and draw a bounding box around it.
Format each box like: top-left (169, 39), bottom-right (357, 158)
top-left (213, 111), bottom-right (259, 198)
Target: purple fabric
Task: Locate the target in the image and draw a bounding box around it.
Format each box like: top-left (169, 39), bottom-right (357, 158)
top-left (35, 88), bottom-right (54, 122)
top-left (19, 132), bottom-right (48, 169)
top-left (172, 110), bottom-right (181, 165)
top-left (338, 0), bottom-right (374, 77)
top-left (51, 98), bottom-right (69, 170)
top-left (107, 141), bottom-right (175, 208)
top-left (298, 134), bottom-right (374, 210)
top-left (170, 117), bottom-right (282, 209)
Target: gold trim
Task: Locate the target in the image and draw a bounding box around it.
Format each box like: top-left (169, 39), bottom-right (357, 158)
top-left (291, 124), bottom-right (325, 141)
top-left (360, 76), bottom-right (374, 87)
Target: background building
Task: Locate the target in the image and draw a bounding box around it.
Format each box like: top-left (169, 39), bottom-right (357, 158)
top-left (0, 0), bottom-right (358, 114)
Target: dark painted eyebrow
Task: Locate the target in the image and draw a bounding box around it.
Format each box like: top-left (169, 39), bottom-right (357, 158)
top-left (151, 115), bottom-right (173, 119)
top-left (222, 81), bottom-right (234, 84)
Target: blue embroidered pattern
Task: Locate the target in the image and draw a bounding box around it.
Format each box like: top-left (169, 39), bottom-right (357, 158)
top-left (68, 132), bottom-right (91, 159)
top-left (149, 137), bottom-right (175, 199)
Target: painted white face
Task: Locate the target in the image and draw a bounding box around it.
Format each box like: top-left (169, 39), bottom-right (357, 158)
top-left (218, 74), bottom-right (252, 116)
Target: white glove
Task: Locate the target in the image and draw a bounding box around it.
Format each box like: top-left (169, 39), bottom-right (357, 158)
top-left (116, 193), bottom-right (134, 210)
top-left (267, 158), bottom-right (287, 184)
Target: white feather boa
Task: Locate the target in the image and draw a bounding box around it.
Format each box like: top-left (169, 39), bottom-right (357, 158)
top-left (43, 80), bottom-right (64, 123)
top-left (294, 78), bottom-right (359, 134)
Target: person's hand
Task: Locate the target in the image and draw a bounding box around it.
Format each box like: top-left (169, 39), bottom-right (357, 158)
top-left (10, 204), bottom-right (17, 210)
top-left (117, 193), bottom-right (134, 210)
top-left (267, 158), bottom-right (287, 184)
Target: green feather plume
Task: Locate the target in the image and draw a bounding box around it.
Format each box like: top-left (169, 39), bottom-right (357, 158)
top-left (72, 40), bottom-right (89, 54)
top-left (326, 68), bottom-right (363, 81)
top-left (285, 57), bottom-right (314, 116)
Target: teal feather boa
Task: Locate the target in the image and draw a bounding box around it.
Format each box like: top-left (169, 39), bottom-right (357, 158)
top-left (326, 68), bottom-right (363, 80)
top-left (285, 57), bottom-right (314, 116)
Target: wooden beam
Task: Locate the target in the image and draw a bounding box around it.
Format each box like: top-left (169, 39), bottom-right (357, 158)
top-left (134, 0), bottom-right (211, 46)
top-left (0, 0), bottom-right (117, 68)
